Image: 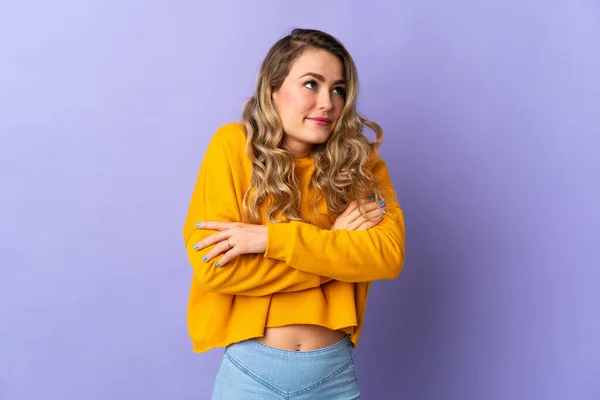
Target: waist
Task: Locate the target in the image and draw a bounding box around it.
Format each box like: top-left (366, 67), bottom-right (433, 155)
top-left (256, 324), bottom-right (348, 351)
top-left (229, 333), bottom-right (353, 362)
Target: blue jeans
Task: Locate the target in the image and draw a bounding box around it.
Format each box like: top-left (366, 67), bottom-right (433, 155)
top-left (211, 335), bottom-right (361, 399)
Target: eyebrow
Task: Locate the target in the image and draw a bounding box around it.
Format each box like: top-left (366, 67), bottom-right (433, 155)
top-left (299, 72), bottom-right (345, 86)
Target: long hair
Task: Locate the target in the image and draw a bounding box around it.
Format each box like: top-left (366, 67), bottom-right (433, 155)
top-left (242, 28), bottom-right (385, 223)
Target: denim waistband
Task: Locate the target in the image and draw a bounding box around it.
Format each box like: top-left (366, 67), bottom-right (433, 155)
top-left (226, 334), bottom-right (352, 368)
top-left (246, 334), bottom-right (351, 356)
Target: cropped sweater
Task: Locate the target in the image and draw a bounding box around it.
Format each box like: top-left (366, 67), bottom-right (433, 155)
top-left (182, 122), bottom-right (405, 353)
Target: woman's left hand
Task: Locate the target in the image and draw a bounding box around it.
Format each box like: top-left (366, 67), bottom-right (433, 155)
top-left (193, 222), bottom-right (268, 267)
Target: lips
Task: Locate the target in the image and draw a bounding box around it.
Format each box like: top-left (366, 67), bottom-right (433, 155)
top-left (307, 117), bottom-right (331, 126)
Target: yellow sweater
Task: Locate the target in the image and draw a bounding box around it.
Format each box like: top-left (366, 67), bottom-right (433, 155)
top-left (182, 122), bottom-right (405, 353)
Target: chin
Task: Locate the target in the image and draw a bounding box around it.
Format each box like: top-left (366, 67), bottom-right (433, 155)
top-left (307, 129), bottom-right (332, 144)
top-left (308, 135), bottom-right (330, 145)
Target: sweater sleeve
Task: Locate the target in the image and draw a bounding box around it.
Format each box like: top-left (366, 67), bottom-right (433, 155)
top-left (182, 124), bottom-right (331, 296)
top-left (263, 157), bottom-right (405, 282)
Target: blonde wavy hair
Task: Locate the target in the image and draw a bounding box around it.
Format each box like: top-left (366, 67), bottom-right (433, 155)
top-left (242, 28), bottom-right (385, 224)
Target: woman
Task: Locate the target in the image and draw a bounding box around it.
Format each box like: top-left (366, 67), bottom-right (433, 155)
top-left (183, 28), bottom-right (405, 399)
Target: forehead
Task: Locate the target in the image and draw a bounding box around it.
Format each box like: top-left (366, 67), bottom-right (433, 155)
top-left (288, 49), bottom-right (344, 80)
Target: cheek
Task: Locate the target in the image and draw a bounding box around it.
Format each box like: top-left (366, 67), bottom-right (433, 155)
top-left (333, 98), bottom-right (345, 117)
top-left (327, 98), bottom-right (344, 124)
top-left (296, 93), bottom-right (316, 115)
top-left (281, 89), bottom-right (314, 117)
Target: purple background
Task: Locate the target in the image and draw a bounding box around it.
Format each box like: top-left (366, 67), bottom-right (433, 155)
top-left (1, 1), bottom-right (599, 399)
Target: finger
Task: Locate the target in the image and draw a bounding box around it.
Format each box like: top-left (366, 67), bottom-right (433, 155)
top-left (359, 196), bottom-right (385, 206)
top-left (340, 200), bottom-right (358, 217)
top-left (359, 196), bottom-right (375, 204)
top-left (358, 200), bottom-right (384, 214)
top-left (344, 197), bottom-right (374, 213)
top-left (347, 200), bottom-right (383, 223)
top-left (357, 208), bottom-right (385, 229)
top-left (215, 248), bottom-right (239, 267)
top-left (196, 221), bottom-right (235, 231)
top-left (347, 215), bottom-right (370, 230)
top-left (203, 240), bottom-right (232, 263)
top-left (343, 209), bottom-right (365, 228)
top-left (357, 216), bottom-right (383, 230)
top-left (350, 208), bottom-right (384, 230)
top-left (193, 231), bottom-right (230, 252)
top-left (365, 207), bottom-right (385, 220)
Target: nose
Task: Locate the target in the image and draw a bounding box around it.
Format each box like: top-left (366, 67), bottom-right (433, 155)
top-left (318, 89), bottom-right (333, 111)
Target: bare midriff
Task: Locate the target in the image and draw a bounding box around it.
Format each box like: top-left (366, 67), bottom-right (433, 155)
top-left (255, 324), bottom-right (347, 351)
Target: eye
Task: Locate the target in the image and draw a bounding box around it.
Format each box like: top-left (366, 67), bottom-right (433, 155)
top-left (303, 80), bottom-right (318, 90)
top-left (333, 86), bottom-right (346, 96)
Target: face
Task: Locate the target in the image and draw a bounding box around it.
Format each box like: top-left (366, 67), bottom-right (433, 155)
top-left (272, 48), bottom-right (346, 158)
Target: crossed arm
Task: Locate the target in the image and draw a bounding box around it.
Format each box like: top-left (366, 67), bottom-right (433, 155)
top-left (183, 131), bottom-right (403, 296)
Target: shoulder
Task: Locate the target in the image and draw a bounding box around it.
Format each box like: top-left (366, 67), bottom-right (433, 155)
top-left (207, 122), bottom-right (247, 156)
top-left (367, 152), bottom-right (390, 178)
top-left (212, 121), bottom-right (246, 142)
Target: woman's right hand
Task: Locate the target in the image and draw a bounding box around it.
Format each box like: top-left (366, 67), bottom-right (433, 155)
top-left (331, 197), bottom-right (386, 231)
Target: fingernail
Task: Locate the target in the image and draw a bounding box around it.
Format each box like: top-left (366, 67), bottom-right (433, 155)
top-left (381, 207), bottom-right (387, 212)
top-left (196, 222), bottom-right (203, 228)
top-left (202, 256), bottom-right (207, 262)
top-left (193, 244), bottom-right (199, 250)
top-left (378, 215), bottom-right (383, 219)
top-left (378, 200), bottom-right (385, 205)
top-left (369, 195), bottom-right (375, 201)
top-left (216, 262), bottom-right (221, 267)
